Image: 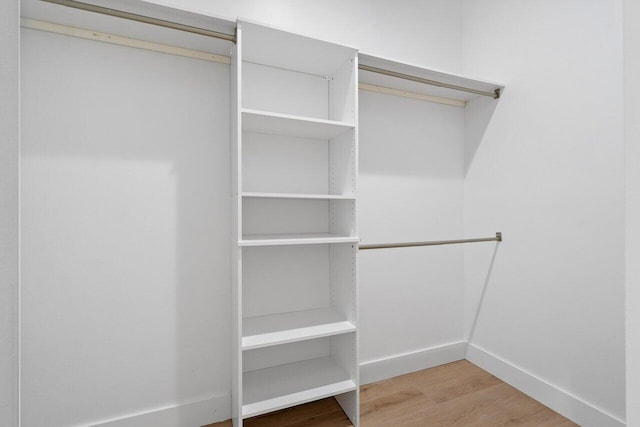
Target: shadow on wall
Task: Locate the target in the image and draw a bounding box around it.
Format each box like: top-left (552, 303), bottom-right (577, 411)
top-left (357, 87), bottom-right (484, 364)
top-left (20, 28), bottom-right (230, 426)
top-left (359, 87), bottom-right (502, 180)
top-left (464, 92), bottom-right (501, 175)
top-left (465, 242), bottom-right (500, 346)
top-left (462, 91), bottom-right (501, 345)
top-left (359, 89), bottom-right (465, 179)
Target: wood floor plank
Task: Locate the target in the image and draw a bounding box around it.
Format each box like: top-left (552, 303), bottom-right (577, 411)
top-left (361, 361), bottom-right (500, 404)
top-left (409, 383), bottom-right (547, 426)
top-left (245, 398), bottom-right (349, 427)
top-left (500, 406), bottom-right (580, 427)
top-left (204, 360), bottom-right (577, 427)
top-left (360, 389), bottom-right (426, 418)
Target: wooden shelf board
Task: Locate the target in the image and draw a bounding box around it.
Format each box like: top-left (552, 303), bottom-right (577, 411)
top-left (239, 233), bottom-right (359, 247)
top-left (242, 357), bottom-right (356, 418)
top-left (242, 307), bottom-right (355, 350)
top-left (242, 109), bottom-right (354, 139)
top-left (242, 192), bottom-right (355, 200)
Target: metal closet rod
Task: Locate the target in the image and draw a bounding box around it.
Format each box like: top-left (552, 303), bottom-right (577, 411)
top-left (41, 0), bottom-right (500, 99)
top-left (358, 64), bottom-right (501, 99)
top-left (41, 0), bottom-right (237, 42)
top-left (359, 232), bottom-right (502, 250)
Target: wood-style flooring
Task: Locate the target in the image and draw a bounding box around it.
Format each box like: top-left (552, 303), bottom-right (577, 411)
top-left (208, 360), bottom-right (577, 427)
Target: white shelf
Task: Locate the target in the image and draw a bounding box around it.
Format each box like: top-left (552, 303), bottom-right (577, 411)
top-left (243, 308), bottom-right (355, 350)
top-left (242, 357), bottom-right (356, 418)
top-left (242, 192), bottom-right (355, 200)
top-left (358, 52), bottom-right (505, 102)
top-left (239, 19), bottom-right (356, 76)
top-left (239, 233), bottom-right (359, 247)
top-left (242, 109), bottom-right (354, 139)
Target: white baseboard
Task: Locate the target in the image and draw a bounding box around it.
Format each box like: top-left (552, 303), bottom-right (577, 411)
top-left (466, 344), bottom-right (625, 427)
top-left (87, 342), bottom-right (465, 427)
top-left (88, 343), bottom-right (625, 427)
top-left (91, 393), bottom-right (230, 427)
top-left (359, 341), bottom-right (466, 385)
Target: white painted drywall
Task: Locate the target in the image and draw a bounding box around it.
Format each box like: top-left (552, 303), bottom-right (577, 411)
top-left (462, 0), bottom-right (625, 423)
top-left (625, 0), bottom-right (640, 424)
top-left (20, 29), bottom-right (230, 426)
top-left (20, 1), bottom-right (629, 425)
top-left (358, 91), bottom-right (465, 364)
top-left (0, 1), bottom-right (19, 426)
top-left (20, 3), bottom-right (465, 426)
top-left (143, 0), bottom-right (463, 73)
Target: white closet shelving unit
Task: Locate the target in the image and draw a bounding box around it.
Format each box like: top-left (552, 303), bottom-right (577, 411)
top-left (19, 3), bottom-right (506, 425)
top-left (231, 20), bottom-right (359, 426)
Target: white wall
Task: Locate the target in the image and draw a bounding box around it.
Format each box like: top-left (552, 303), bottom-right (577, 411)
top-left (625, 0), bottom-right (640, 424)
top-left (20, 29), bottom-right (230, 426)
top-left (462, 1), bottom-right (625, 425)
top-left (145, 0), bottom-right (463, 73)
top-left (19, 1), bottom-right (630, 426)
top-left (358, 91), bottom-right (466, 380)
top-left (0, 1), bottom-right (19, 426)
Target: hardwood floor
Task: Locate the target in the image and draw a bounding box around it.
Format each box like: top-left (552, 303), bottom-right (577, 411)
top-left (207, 360), bottom-right (577, 427)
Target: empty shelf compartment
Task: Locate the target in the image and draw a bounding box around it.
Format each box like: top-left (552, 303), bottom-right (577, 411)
top-left (242, 357), bottom-right (356, 418)
top-left (240, 20), bottom-right (356, 77)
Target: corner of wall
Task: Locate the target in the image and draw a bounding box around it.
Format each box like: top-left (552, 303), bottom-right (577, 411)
top-left (624, 0), bottom-right (640, 424)
top-left (466, 344), bottom-right (625, 427)
top-left (0, 0), bottom-right (20, 425)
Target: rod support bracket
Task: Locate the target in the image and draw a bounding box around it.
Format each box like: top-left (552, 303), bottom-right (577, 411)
top-left (496, 232), bottom-right (502, 242)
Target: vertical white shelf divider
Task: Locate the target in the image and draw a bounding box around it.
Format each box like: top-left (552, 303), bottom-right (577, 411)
top-left (232, 19), bottom-right (359, 426)
top-left (230, 24), bottom-right (243, 427)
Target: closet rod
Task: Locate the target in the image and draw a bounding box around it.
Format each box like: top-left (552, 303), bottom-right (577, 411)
top-left (358, 64), bottom-right (501, 99)
top-left (42, 0), bottom-right (500, 99)
top-left (40, 0), bottom-right (237, 42)
top-left (359, 232), bottom-right (502, 250)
